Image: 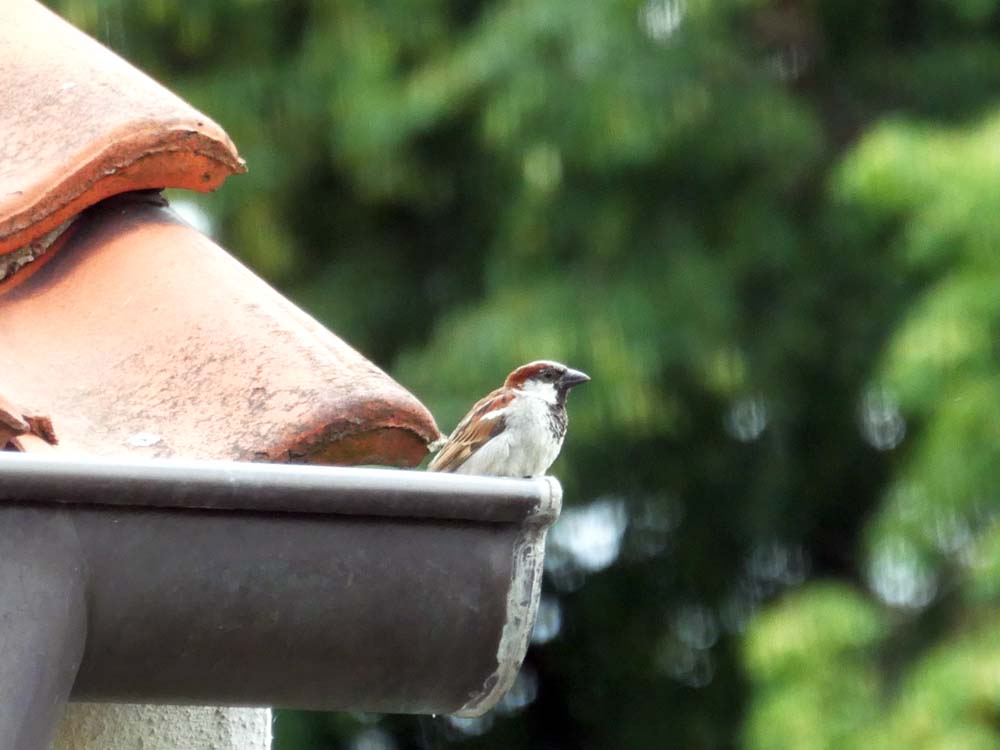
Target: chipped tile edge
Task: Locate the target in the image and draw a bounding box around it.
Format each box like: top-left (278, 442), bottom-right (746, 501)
top-left (0, 217), bottom-right (76, 283)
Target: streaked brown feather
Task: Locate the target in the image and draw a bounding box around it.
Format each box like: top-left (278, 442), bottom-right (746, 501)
top-left (428, 388), bottom-right (512, 472)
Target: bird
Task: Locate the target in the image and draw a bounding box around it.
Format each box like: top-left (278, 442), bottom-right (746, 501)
top-left (427, 360), bottom-right (590, 477)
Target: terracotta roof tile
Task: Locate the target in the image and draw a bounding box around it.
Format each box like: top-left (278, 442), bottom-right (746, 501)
top-left (0, 392), bottom-right (57, 448)
top-left (0, 194), bottom-right (441, 465)
top-left (0, 0), bottom-right (245, 257)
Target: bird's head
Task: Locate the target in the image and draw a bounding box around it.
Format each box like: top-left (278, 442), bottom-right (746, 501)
top-left (505, 360), bottom-right (590, 404)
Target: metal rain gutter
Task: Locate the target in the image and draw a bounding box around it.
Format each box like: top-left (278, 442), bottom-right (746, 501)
top-left (0, 452), bottom-right (561, 750)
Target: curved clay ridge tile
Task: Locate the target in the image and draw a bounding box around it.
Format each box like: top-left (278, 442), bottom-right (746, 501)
top-left (0, 0), bottom-right (245, 257)
top-left (0, 195), bottom-right (441, 466)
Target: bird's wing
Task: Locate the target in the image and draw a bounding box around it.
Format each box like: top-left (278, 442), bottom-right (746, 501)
top-left (427, 388), bottom-right (512, 472)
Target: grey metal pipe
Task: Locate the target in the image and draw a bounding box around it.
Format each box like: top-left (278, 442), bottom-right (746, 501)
top-left (0, 507), bottom-right (87, 750)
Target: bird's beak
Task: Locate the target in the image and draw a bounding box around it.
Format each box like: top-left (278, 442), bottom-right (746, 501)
top-left (560, 368), bottom-right (591, 388)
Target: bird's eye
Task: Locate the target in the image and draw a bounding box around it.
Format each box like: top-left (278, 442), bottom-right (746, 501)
top-left (543, 370), bottom-right (556, 381)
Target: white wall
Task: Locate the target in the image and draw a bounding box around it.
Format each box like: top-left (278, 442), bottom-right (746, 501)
top-left (53, 705), bottom-right (271, 750)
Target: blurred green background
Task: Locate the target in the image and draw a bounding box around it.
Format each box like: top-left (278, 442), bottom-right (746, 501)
top-left (45, 0), bottom-right (1000, 747)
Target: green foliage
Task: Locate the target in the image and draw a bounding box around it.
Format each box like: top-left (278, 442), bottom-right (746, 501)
top-left (747, 73), bottom-right (1000, 750)
top-left (746, 588), bottom-right (1000, 750)
top-left (744, 584), bottom-right (886, 677)
top-left (42, 0), bottom-right (1000, 747)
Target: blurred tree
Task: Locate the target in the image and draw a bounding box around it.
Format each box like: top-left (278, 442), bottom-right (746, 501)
top-left (745, 105), bottom-right (1000, 750)
top-left (43, 0), bottom-right (1000, 748)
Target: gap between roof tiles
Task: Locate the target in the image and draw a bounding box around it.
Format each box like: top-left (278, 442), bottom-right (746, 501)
top-left (0, 218), bottom-right (76, 283)
top-left (0, 191), bottom-right (170, 285)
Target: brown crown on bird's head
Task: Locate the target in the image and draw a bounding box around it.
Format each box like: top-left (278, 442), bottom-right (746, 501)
top-left (504, 360), bottom-right (591, 393)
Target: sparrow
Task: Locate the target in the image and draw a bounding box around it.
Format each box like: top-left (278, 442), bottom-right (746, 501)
top-left (427, 360), bottom-right (590, 478)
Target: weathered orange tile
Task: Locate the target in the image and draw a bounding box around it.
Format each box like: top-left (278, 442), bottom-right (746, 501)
top-left (0, 194), bottom-right (442, 465)
top-left (0, 0), bottom-right (245, 257)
